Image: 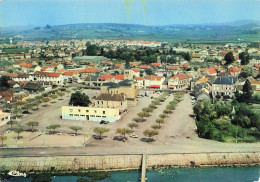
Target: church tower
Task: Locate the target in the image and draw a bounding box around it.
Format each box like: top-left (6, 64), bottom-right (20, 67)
top-left (124, 60), bottom-right (133, 80)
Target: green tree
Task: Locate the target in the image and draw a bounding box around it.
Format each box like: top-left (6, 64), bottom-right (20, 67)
top-left (163, 109), bottom-right (172, 114)
top-left (14, 127), bottom-right (24, 139)
top-left (159, 113), bottom-right (167, 119)
top-left (57, 92), bottom-right (65, 100)
top-left (93, 127), bottom-right (110, 138)
top-left (239, 65), bottom-right (253, 79)
top-left (7, 120), bottom-right (17, 129)
top-left (116, 128), bottom-right (131, 138)
top-left (69, 91), bottom-right (91, 106)
top-left (137, 112), bottom-right (150, 118)
top-left (133, 117), bottom-right (145, 124)
top-left (50, 94), bottom-right (58, 103)
top-left (86, 44), bottom-right (100, 56)
top-left (70, 126), bottom-right (82, 135)
top-left (151, 124), bottom-right (161, 130)
top-left (0, 135), bottom-right (7, 147)
top-left (46, 124), bottom-right (61, 133)
top-left (239, 52), bottom-right (249, 65)
top-left (143, 129), bottom-right (159, 141)
top-left (26, 121), bottom-right (39, 132)
top-left (145, 69), bottom-right (153, 75)
top-left (156, 118), bottom-right (165, 127)
top-left (0, 76), bottom-right (11, 91)
top-left (224, 52), bottom-right (235, 65)
top-left (128, 122), bottom-right (138, 132)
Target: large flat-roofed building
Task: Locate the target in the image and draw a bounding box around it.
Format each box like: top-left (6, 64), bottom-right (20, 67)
top-left (62, 106), bottom-right (120, 122)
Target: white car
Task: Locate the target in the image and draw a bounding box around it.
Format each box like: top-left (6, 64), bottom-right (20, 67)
top-left (130, 134), bottom-right (138, 138)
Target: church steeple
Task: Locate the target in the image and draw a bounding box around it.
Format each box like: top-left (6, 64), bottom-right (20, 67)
top-left (125, 60), bottom-right (130, 70)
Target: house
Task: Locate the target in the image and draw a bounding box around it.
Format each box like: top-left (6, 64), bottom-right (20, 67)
top-left (13, 74), bottom-right (33, 82)
top-left (134, 77), bottom-right (144, 89)
top-left (191, 54), bottom-right (204, 62)
top-left (33, 71), bottom-right (64, 85)
top-left (63, 71), bottom-right (79, 83)
top-left (250, 80), bottom-right (260, 95)
top-left (131, 68), bottom-right (140, 77)
top-left (85, 75), bottom-right (99, 86)
top-left (79, 67), bottom-right (100, 78)
top-left (206, 69), bottom-right (217, 76)
top-left (0, 90), bottom-right (13, 103)
top-left (21, 82), bottom-right (43, 92)
top-left (212, 76), bottom-right (238, 99)
top-left (168, 73), bottom-right (189, 90)
top-left (144, 75), bottom-right (165, 89)
top-left (62, 106), bottom-right (121, 122)
top-left (196, 88), bottom-right (211, 101)
top-left (167, 66), bottom-right (181, 76)
top-left (229, 67), bottom-right (241, 76)
top-left (115, 75), bottom-right (124, 83)
top-left (98, 75), bottom-right (115, 86)
top-left (0, 107), bottom-right (11, 126)
top-left (101, 80), bottom-right (139, 106)
top-left (94, 93), bottom-right (128, 113)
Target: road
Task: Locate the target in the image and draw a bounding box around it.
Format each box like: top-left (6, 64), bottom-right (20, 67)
top-left (1, 93), bottom-right (260, 157)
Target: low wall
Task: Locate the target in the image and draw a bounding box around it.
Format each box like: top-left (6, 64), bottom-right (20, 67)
top-left (1, 152), bottom-right (260, 172)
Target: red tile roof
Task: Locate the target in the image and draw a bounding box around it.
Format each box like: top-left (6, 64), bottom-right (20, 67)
top-left (66, 61), bottom-right (74, 65)
top-left (151, 63), bottom-right (161, 67)
top-left (99, 75), bottom-right (114, 80)
top-left (229, 67), bottom-right (241, 73)
top-left (79, 67), bottom-right (99, 73)
top-left (144, 75), bottom-right (163, 81)
top-left (48, 73), bottom-right (61, 77)
top-left (139, 65), bottom-right (150, 69)
top-left (132, 68), bottom-right (140, 72)
top-left (171, 74), bottom-right (188, 80)
top-left (208, 69), bottom-right (217, 74)
top-left (115, 75), bottom-right (124, 80)
top-left (135, 77), bottom-right (144, 80)
top-left (167, 66), bottom-right (179, 70)
top-left (20, 62), bottom-right (33, 68)
top-left (3, 73), bottom-right (18, 78)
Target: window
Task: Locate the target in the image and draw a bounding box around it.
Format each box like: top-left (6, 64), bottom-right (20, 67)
top-left (69, 109), bottom-right (73, 112)
top-left (90, 115), bottom-right (95, 117)
top-left (121, 102), bottom-right (123, 106)
top-left (75, 114), bottom-right (79, 116)
top-left (101, 101), bottom-right (103, 104)
top-left (102, 116), bottom-right (106, 118)
top-left (80, 115), bottom-right (85, 117)
top-left (86, 110), bottom-right (89, 112)
top-left (69, 114), bottom-right (73, 116)
top-left (94, 110), bottom-right (97, 113)
top-left (97, 101), bottom-right (99, 104)
top-left (78, 109), bottom-right (81, 112)
top-left (103, 111), bottom-right (106, 114)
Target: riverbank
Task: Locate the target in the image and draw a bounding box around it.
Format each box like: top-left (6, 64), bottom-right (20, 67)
top-left (1, 152), bottom-right (260, 173)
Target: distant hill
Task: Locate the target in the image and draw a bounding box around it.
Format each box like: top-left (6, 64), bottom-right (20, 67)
top-left (0, 20), bottom-right (259, 43)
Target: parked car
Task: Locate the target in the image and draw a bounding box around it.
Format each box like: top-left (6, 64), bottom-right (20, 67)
top-left (100, 120), bottom-right (109, 124)
top-left (22, 111), bottom-right (31, 114)
top-left (57, 132), bottom-right (61, 135)
top-left (113, 136), bottom-right (127, 141)
top-left (70, 133), bottom-right (76, 136)
top-left (130, 134), bottom-right (138, 138)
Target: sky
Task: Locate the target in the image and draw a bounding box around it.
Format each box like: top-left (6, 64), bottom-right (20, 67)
top-left (0, 0), bottom-right (260, 27)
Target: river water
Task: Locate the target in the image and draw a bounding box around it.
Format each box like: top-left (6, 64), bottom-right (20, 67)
top-left (4, 167), bottom-right (260, 182)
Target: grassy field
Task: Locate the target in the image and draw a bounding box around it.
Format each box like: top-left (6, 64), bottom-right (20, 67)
top-left (2, 48), bottom-right (29, 54)
top-left (1, 23), bottom-right (260, 43)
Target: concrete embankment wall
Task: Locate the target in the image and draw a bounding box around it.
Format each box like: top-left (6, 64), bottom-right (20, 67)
top-left (0, 152), bottom-right (260, 172)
